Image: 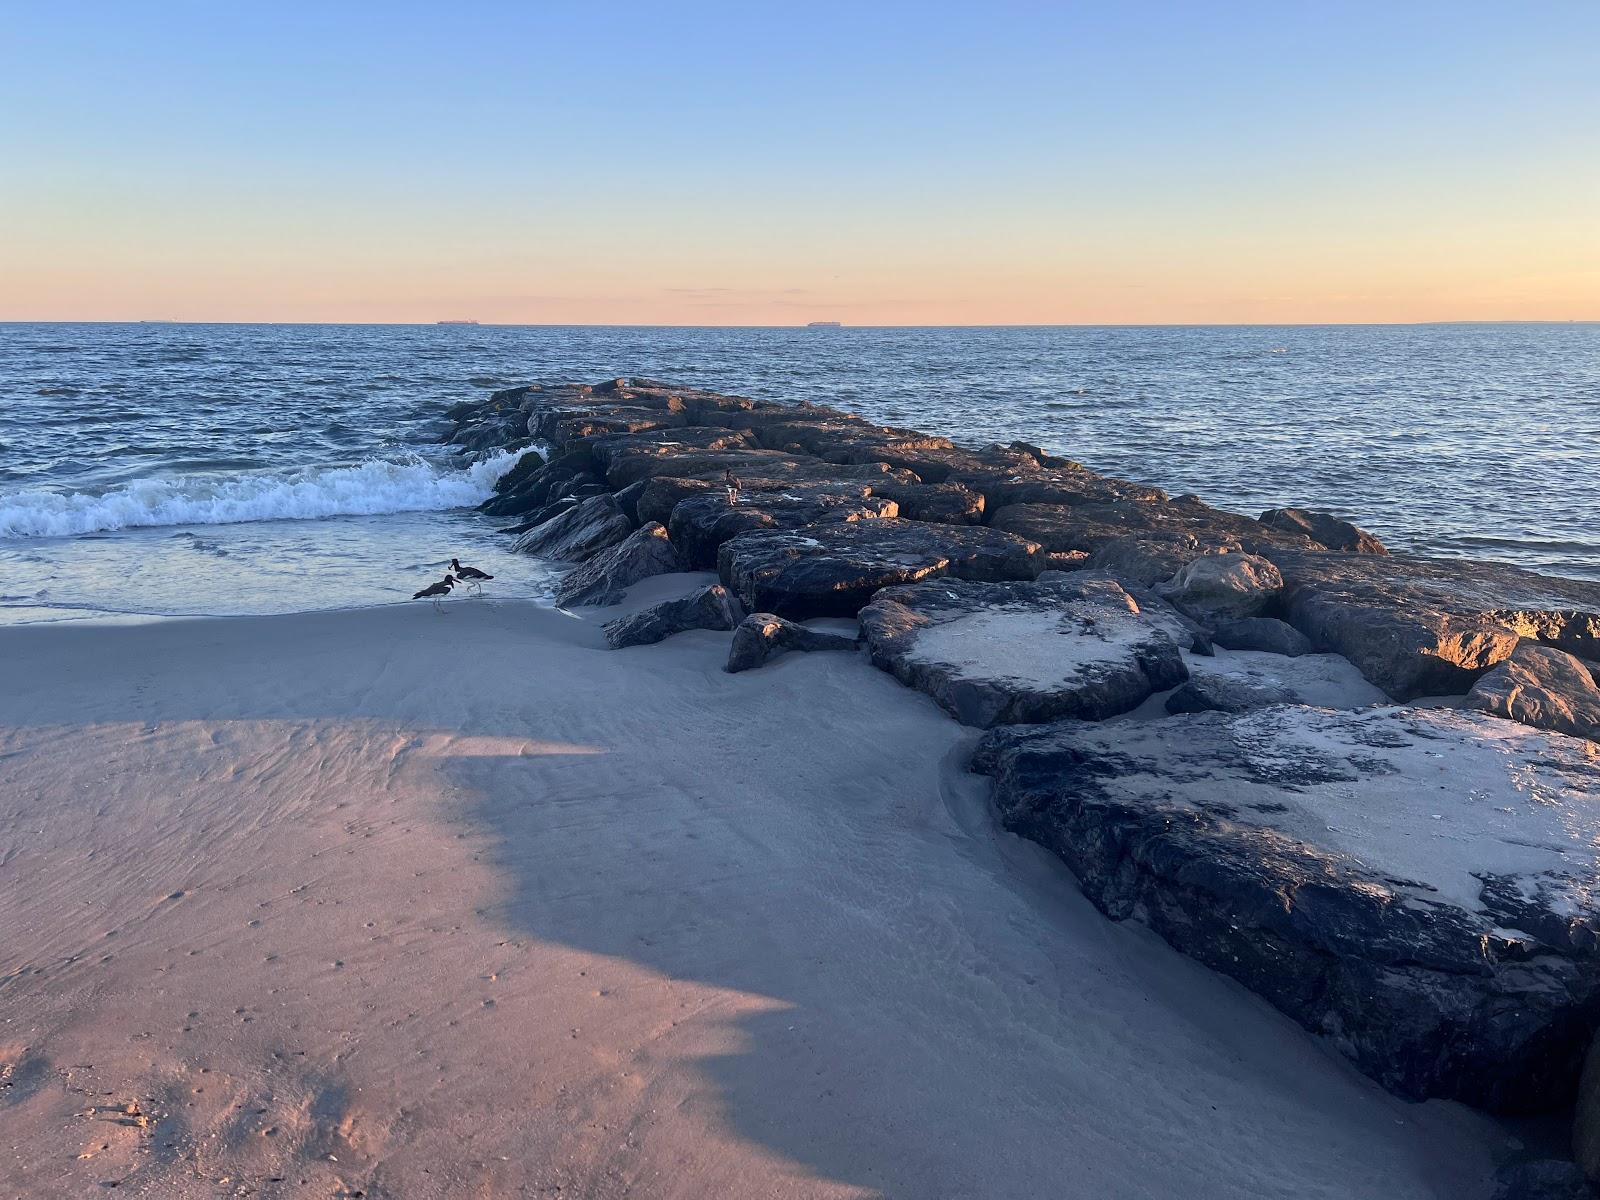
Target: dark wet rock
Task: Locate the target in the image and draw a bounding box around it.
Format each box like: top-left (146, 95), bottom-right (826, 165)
top-left (867, 479), bottom-right (986, 525)
top-left (1260, 507), bottom-right (1387, 555)
top-left (1467, 642), bottom-right (1600, 741)
top-left (481, 448), bottom-right (551, 502)
top-left (553, 522), bottom-right (686, 607)
top-left (1154, 552), bottom-right (1284, 622)
top-left (989, 499), bottom-right (1313, 559)
top-left (668, 489), bottom-right (897, 571)
top-left (511, 494), bottom-right (633, 563)
top-left (974, 705), bottom-right (1600, 1112)
top-left (719, 518), bottom-right (1046, 620)
top-left (636, 477), bottom-right (720, 527)
top-left (1490, 1159), bottom-right (1595, 1200)
top-left (1576, 1035), bottom-right (1600, 1187)
top-left (1269, 551), bottom-right (1600, 700)
top-left (500, 497), bottom-right (578, 535)
top-left (480, 450), bottom-right (611, 517)
top-left (602, 585), bottom-right (746, 649)
top-left (612, 478), bottom-right (650, 525)
top-left (449, 413), bottom-right (525, 453)
top-left (859, 575), bottom-right (1188, 727)
top-left (1210, 616), bottom-right (1317, 657)
top-left (724, 613), bottom-right (861, 673)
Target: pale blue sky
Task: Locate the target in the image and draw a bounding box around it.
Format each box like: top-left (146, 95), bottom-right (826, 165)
top-left (3, 2), bottom-right (1597, 323)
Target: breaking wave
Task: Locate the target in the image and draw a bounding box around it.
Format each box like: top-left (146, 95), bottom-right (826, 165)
top-left (0, 447), bottom-right (536, 539)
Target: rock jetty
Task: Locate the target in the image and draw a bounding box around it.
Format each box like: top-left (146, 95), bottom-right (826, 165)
top-left (446, 377), bottom-right (1600, 1129)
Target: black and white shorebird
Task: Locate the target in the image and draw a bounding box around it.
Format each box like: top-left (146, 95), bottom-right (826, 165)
top-left (449, 558), bottom-right (494, 597)
top-left (413, 574), bottom-right (456, 612)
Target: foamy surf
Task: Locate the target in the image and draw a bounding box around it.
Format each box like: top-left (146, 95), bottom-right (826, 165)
top-left (0, 446), bottom-right (536, 539)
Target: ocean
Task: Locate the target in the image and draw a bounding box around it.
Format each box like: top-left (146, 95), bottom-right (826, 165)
top-left (2, 321), bottom-right (1597, 622)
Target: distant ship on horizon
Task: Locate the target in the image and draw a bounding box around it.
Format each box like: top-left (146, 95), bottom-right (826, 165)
top-left (806, 320), bottom-right (842, 328)
top-left (436, 319), bottom-right (481, 326)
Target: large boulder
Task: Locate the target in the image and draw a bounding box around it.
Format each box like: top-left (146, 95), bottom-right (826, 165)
top-left (991, 497), bottom-right (1313, 552)
top-left (602, 585), bottom-right (746, 649)
top-left (1268, 551), bottom-right (1600, 700)
top-left (667, 489), bottom-right (897, 570)
top-left (635, 477), bottom-right (719, 527)
top-left (724, 613), bottom-right (860, 673)
top-left (1209, 616), bottom-right (1317, 657)
top-left (1155, 552), bottom-right (1284, 622)
top-left (1467, 642), bottom-right (1600, 741)
top-left (1084, 534), bottom-right (1226, 587)
top-left (583, 425), bottom-right (756, 476)
top-left (867, 479), bottom-right (986, 525)
top-left (718, 518), bottom-right (1045, 620)
top-left (1260, 507), bottom-right (1387, 555)
top-left (974, 705), bottom-right (1600, 1112)
top-left (859, 575), bottom-right (1189, 727)
top-left (530, 403), bottom-right (688, 446)
top-left (1165, 650), bottom-right (1387, 715)
top-left (553, 522), bottom-right (686, 607)
top-left (511, 494), bottom-right (633, 562)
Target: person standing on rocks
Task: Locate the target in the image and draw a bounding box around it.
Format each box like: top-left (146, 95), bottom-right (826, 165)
top-left (725, 467), bottom-right (742, 505)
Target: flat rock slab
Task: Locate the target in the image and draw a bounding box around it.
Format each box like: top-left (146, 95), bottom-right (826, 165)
top-left (667, 489), bottom-right (898, 570)
top-left (1167, 650), bottom-right (1389, 714)
top-left (974, 705), bottom-right (1600, 1112)
top-left (1269, 551), bottom-right (1600, 700)
top-left (990, 499), bottom-right (1315, 557)
top-left (718, 518), bottom-right (1045, 620)
top-left (860, 575), bottom-right (1189, 727)
top-left (965, 463), bottom-right (1168, 507)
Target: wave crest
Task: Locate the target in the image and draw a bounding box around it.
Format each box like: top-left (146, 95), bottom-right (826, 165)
top-left (0, 447), bottom-right (535, 539)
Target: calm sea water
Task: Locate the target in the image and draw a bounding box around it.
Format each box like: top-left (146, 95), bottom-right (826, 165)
top-left (2, 322), bottom-right (1597, 621)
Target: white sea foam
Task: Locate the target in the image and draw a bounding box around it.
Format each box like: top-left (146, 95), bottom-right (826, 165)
top-left (0, 447), bottom-right (536, 539)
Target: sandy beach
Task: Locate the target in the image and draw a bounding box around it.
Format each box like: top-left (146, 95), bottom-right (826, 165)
top-left (0, 578), bottom-right (1504, 1198)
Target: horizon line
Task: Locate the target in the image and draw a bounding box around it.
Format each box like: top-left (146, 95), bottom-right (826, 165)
top-left (3, 318), bottom-right (1599, 330)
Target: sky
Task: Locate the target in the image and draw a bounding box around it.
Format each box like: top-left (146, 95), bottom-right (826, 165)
top-left (2, 1), bottom-right (1597, 326)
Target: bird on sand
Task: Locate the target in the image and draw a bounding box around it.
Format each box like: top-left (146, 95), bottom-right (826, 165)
top-left (449, 558), bottom-right (493, 596)
top-left (413, 574), bottom-right (456, 612)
